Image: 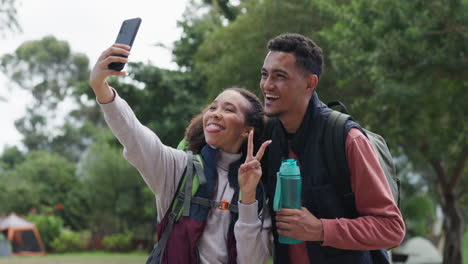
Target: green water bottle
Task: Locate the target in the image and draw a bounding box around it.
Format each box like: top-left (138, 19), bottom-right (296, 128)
top-left (273, 158), bottom-right (302, 244)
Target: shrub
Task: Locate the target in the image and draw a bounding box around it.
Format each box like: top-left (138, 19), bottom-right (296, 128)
top-left (50, 229), bottom-right (91, 253)
top-left (102, 231), bottom-right (133, 252)
top-left (26, 214), bottom-right (63, 251)
top-left (402, 194), bottom-right (436, 237)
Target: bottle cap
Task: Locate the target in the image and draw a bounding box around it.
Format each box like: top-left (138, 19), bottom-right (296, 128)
top-left (279, 159), bottom-right (300, 176)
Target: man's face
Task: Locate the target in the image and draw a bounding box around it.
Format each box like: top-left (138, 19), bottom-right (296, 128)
top-left (260, 51), bottom-right (310, 120)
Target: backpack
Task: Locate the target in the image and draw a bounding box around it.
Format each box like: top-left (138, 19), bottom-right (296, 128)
top-left (146, 143), bottom-right (240, 264)
top-left (324, 101), bottom-right (400, 207)
top-left (146, 140), bottom-right (267, 264)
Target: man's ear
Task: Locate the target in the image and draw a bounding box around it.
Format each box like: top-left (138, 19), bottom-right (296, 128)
top-left (305, 74), bottom-right (318, 95)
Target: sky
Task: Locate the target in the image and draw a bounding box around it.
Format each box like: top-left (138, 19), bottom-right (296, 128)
top-left (0, 0), bottom-right (189, 151)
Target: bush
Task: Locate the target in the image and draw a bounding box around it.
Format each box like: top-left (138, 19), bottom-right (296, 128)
top-left (102, 231), bottom-right (134, 252)
top-left (26, 214), bottom-right (63, 251)
top-left (402, 194), bottom-right (436, 237)
top-left (50, 229), bottom-right (91, 253)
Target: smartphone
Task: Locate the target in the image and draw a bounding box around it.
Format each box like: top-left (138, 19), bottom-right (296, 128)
top-left (108, 17), bottom-right (142, 71)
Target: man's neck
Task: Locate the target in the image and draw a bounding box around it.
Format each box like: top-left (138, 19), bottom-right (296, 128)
top-left (280, 102), bottom-right (309, 134)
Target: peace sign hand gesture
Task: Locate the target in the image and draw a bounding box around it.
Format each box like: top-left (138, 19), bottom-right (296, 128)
top-left (238, 130), bottom-right (271, 204)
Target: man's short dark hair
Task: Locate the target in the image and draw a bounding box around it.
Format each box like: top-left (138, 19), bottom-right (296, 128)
top-left (267, 33), bottom-right (323, 78)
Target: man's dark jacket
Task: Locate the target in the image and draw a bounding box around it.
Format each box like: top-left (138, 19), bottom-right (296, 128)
top-left (263, 93), bottom-right (389, 264)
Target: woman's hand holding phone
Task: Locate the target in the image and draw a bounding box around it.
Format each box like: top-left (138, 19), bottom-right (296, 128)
top-left (89, 44), bottom-right (130, 104)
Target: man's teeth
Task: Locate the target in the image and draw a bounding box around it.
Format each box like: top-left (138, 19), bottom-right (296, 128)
top-left (266, 94), bottom-right (279, 99)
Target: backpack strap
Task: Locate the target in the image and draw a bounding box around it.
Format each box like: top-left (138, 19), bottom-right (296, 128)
top-left (324, 110), bottom-right (353, 196)
top-left (146, 150), bottom-right (237, 264)
top-left (190, 196), bottom-right (239, 213)
top-left (146, 151), bottom-right (199, 264)
top-left (327, 101), bottom-right (349, 114)
top-left (146, 167), bottom-right (189, 264)
top-left (182, 151), bottom-right (195, 216)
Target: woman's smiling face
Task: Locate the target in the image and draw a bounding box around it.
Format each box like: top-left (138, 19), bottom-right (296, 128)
top-left (202, 90), bottom-right (252, 153)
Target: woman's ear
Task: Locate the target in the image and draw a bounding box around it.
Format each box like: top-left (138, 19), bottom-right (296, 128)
top-left (242, 127), bottom-right (253, 139)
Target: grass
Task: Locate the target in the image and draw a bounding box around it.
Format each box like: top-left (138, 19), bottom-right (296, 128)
top-left (0, 251), bottom-right (147, 264)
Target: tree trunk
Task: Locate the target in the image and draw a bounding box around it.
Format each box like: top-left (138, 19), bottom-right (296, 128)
top-left (441, 191), bottom-right (464, 264)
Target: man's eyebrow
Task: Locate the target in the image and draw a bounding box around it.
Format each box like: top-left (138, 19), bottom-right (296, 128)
top-left (272, 68), bottom-right (289, 75)
top-left (261, 67), bottom-right (289, 75)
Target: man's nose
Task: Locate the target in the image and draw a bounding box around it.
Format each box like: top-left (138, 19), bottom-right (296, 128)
top-left (262, 76), bottom-right (274, 90)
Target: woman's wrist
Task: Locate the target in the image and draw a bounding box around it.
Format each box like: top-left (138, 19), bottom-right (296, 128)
top-left (95, 82), bottom-right (115, 104)
top-left (240, 191), bottom-right (256, 204)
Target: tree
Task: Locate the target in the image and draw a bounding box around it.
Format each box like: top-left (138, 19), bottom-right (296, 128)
top-left (0, 151), bottom-right (82, 224)
top-left (0, 145), bottom-right (25, 169)
top-left (0, 35), bottom-right (90, 158)
top-left (78, 129), bottom-right (156, 241)
top-left (320, 1), bottom-right (467, 263)
top-left (0, 0), bottom-right (21, 36)
top-left (193, 0), bottom-right (338, 100)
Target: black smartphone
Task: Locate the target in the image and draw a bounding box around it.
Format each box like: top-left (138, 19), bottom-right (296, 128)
top-left (108, 17), bottom-right (142, 71)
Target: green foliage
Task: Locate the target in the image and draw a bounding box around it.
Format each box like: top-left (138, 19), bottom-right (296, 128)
top-left (78, 132), bottom-right (156, 240)
top-left (0, 151), bottom-right (89, 231)
top-left (102, 232), bottom-right (134, 252)
top-left (0, 145), bottom-right (25, 169)
top-left (401, 194), bottom-right (436, 237)
top-left (50, 229), bottom-right (91, 253)
top-left (10, 151), bottom-right (77, 211)
top-left (0, 0), bottom-right (21, 36)
top-left (320, 0), bottom-right (467, 157)
top-left (194, 0), bottom-right (336, 99)
top-left (320, 1), bottom-right (467, 261)
top-left (115, 63), bottom-right (206, 148)
top-left (173, 3), bottom-right (224, 70)
top-left (0, 35), bottom-right (89, 106)
top-left (465, 231), bottom-right (468, 264)
top-left (26, 214), bottom-right (64, 251)
top-left (0, 35), bottom-right (90, 153)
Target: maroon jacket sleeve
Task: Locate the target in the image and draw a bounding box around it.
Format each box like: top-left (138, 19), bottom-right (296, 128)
top-left (320, 128), bottom-right (405, 250)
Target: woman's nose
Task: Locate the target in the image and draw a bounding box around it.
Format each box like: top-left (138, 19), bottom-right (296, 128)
top-left (212, 110), bottom-right (222, 119)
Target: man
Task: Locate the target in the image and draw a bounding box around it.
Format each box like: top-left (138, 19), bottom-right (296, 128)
top-left (260, 33), bottom-right (405, 263)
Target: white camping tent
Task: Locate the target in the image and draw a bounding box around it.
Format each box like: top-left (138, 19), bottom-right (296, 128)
top-left (396, 237), bottom-right (442, 264)
top-left (0, 213), bottom-right (45, 256)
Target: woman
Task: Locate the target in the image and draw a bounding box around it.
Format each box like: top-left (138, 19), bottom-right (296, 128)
top-left (89, 44), bottom-right (272, 264)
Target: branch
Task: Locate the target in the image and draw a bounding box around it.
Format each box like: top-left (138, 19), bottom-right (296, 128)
top-left (450, 146), bottom-right (468, 190)
top-left (424, 27), bottom-right (467, 35)
top-left (430, 158), bottom-right (449, 191)
top-left (428, 5), bottom-right (468, 34)
top-left (435, 69), bottom-right (468, 79)
top-left (420, 141), bottom-right (449, 189)
top-left (456, 184), bottom-right (468, 200)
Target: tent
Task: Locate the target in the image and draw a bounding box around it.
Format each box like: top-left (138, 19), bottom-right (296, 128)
top-left (0, 213), bottom-right (45, 256)
top-left (0, 233), bottom-right (11, 257)
top-left (393, 236), bottom-right (442, 264)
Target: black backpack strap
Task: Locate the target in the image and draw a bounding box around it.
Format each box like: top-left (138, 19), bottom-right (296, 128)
top-left (146, 183), bottom-right (186, 264)
top-left (190, 196), bottom-right (239, 213)
top-left (327, 101), bottom-right (349, 114)
top-left (324, 110), bottom-right (353, 195)
top-left (146, 151), bottom-right (196, 264)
